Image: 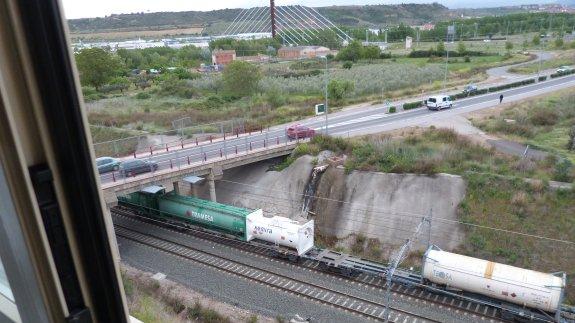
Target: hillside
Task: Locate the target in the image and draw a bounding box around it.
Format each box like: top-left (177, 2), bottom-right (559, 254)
top-left (67, 3), bottom-right (450, 35)
top-left (319, 3), bottom-right (450, 26)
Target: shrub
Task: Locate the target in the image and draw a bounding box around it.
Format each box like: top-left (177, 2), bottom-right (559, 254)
top-left (403, 101), bottom-right (422, 110)
top-left (342, 61), bottom-right (353, 69)
top-left (530, 109), bottom-right (558, 126)
top-left (538, 76), bottom-right (547, 82)
top-left (553, 159), bottom-right (573, 182)
top-left (351, 234), bottom-right (366, 254)
top-left (204, 95), bottom-right (225, 109)
top-left (469, 234), bottom-right (486, 250)
top-left (388, 106), bottom-right (396, 113)
top-left (568, 125), bottom-right (575, 151)
top-left (328, 79), bottom-right (354, 101)
top-left (135, 92), bottom-right (151, 100)
top-left (550, 69), bottom-right (575, 78)
top-left (511, 191), bottom-right (528, 207)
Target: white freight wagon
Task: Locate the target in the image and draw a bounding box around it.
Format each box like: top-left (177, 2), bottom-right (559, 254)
top-left (246, 213), bottom-right (314, 256)
top-left (422, 246), bottom-right (565, 313)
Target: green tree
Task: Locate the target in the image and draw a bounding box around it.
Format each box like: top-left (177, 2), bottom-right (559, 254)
top-left (457, 41), bottom-right (466, 55)
top-left (75, 48), bottom-right (123, 90)
top-left (436, 42), bottom-right (446, 54)
top-left (108, 77), bottom-right (130, 93)
top-left (222, 61), bottom-right (261, 97)
top-left (336, 41), bottom-right (362, 61)
top-left (328, 79), bottom-right (354, 101)
top-left (532, 35), bottom-right (540, 46)
top-left (505, 40), bottom-right (513, 52)
top-left (362, 45), bottom-right (381, 60)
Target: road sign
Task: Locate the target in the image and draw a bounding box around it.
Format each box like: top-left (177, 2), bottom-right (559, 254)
top-left (315, 103), bottom-right (326, 115)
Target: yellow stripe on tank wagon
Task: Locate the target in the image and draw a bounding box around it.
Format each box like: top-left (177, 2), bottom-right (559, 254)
top-left (484, 261), bottom-right (495, 279)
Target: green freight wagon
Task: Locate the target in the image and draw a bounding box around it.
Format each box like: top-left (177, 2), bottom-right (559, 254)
top-left (118, 185), bottom-right (261, 240)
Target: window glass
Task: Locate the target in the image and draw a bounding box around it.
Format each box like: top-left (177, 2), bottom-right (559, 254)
top-left (0, 259), bottom-right (14, 301)
top-left (428, 98), bottom-right (436, 103)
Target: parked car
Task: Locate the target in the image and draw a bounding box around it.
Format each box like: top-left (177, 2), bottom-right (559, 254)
top-left (556, 66), bottom-right (573, 74)
top-left (286, 124), bottom-right (315, 139)
top-left (95, 157), bottom-right (121, 174)
top-left (119, 159), bottom-right (159, 177)
top-left (463, 84), bottom-right (478, 94)
top-left (426, 95), bottom-right (453, 111)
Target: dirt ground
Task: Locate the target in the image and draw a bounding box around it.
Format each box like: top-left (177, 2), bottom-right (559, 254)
top-left (122, 263), bottom-right (275, 323)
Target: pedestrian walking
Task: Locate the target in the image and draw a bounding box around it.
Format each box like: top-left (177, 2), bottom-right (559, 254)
top-left (499, 94), bottom-right (504, 104)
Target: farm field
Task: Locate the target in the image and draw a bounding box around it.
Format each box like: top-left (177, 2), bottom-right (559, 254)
top-left (70, 26), bottom-right (204, 41)
top-left (85, 52), bottom-right (529, 143)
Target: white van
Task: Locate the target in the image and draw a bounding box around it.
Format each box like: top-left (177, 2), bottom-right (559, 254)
top-left (426, 95), bottom-right (453, 110)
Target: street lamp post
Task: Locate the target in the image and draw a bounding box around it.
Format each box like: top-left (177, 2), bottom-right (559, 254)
top-left (320, 55), bottom-right (329, 135)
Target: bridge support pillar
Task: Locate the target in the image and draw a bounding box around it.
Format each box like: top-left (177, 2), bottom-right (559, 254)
top-left (208, 173), bottom-right (217, 202)
top-left (173, 181), bottom-right (180, 195)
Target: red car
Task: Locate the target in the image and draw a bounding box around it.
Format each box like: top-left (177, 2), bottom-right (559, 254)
top-left (286, 124), bottom-right (315, 139)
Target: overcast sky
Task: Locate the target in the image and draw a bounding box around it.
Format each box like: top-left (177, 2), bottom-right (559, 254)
top-left (61, 0), bottom-right (557, 19)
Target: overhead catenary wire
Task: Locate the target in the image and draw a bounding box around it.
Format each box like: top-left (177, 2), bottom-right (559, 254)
top-left (214, 178), bottom-right (575, 245)
top-left (213, 186), bottom-right (490, 246)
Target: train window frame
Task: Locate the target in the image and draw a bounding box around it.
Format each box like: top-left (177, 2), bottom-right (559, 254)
top-left (0, 0), bottom-right (129, 321)
top-left (0, 159), bottom-right (50, 323)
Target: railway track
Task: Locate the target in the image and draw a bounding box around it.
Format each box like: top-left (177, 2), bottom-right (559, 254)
top-left (114, 223), bottom-right (439, 323)
top-left (112, 208), bottom-right (510, 322)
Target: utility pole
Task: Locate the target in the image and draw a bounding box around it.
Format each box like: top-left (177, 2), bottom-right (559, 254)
top-left (427, 209), bottom-right (433, 248)
top-left (474, 22), bottom-right (478, 39)
top-left (321, 56), bottom-right (329, 135)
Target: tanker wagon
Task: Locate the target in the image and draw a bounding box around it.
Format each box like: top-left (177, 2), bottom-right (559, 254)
top-left (422, 245), bottom-right (566, 316)
top-left (118, 186), bottom-right (314, 255)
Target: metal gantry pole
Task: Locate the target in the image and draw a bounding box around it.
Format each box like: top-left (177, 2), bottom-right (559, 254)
top-left (324, 56), bottom-right (329, 135)
top-left (382, 216), bottom-right (430, 321)
top-left (443, 42), bottom-right (449, 90)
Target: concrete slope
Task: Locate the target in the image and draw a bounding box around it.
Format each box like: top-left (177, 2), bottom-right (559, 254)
top-left (201, 156), bottom-right (315, 221)
top-left (314, 167), bottom-right (466, 251)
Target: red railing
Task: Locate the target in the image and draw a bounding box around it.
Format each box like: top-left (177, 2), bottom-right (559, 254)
top-left (129, 124), bottom-right (266, 159)
top-left (101, 132), bottom-right (309, 185)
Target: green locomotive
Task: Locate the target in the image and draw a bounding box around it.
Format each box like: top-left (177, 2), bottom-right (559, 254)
top-left (118, 185), bottom-right (259, 240)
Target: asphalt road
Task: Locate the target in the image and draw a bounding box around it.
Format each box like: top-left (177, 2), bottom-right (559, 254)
top-left (486, 51), bottom-right (554, 80)
top-left (99, 73), bottom-right (575, 185)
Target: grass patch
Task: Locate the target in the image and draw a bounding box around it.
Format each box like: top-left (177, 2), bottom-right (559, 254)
top-left (90, 125), bottom-right (143, 157)
top-left (122, 269), bottom-right (233, 323)
top-left (473, 91), bottom-right (575, 169)
top-left (457, 173), bottom-right (575, 303)
top-left (288, 129), bottom-right (565, 181)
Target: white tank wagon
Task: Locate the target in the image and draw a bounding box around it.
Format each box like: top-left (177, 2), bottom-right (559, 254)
top-left (422, 246), bottom-right (566, 313)
top-left (246, 214), bottom-right (314, 256)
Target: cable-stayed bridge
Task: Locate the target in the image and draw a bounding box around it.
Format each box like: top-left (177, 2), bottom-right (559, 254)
top-left (221, 1), bottom-right (352, 46)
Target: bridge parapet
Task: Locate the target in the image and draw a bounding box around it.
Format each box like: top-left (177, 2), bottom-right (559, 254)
top-left (100, 141), bottom-right (300, 205)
